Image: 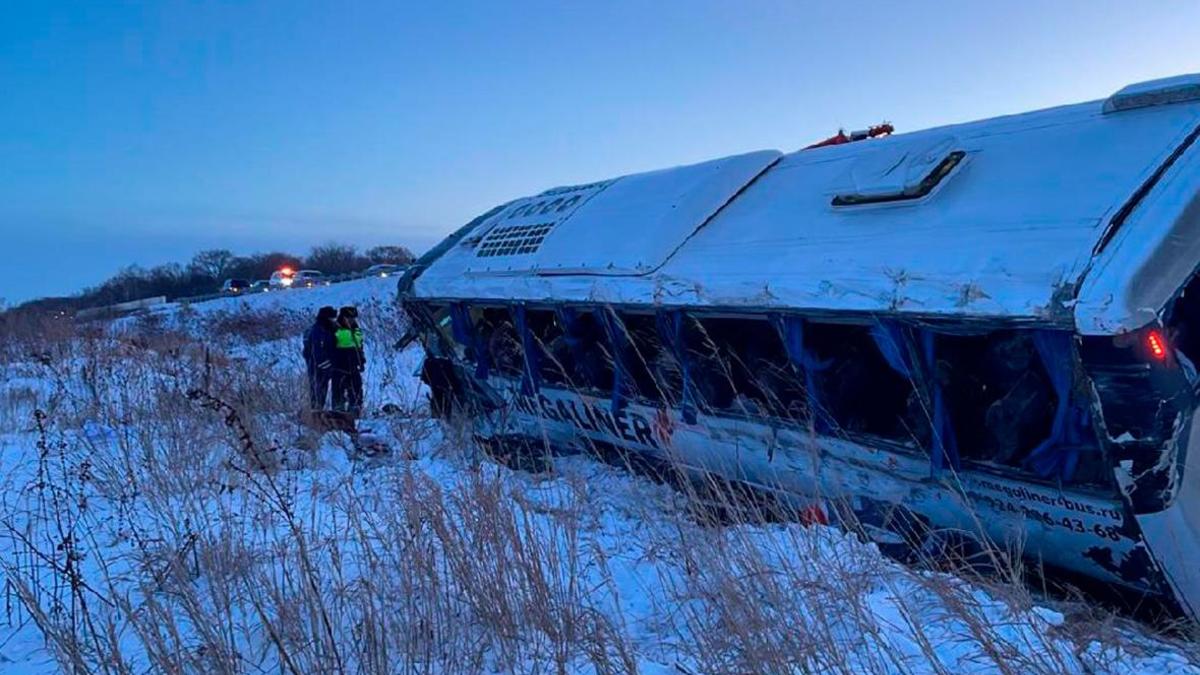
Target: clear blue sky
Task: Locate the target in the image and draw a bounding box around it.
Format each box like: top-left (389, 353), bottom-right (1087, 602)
top-left (2, 1), bottom-right (1197, 304)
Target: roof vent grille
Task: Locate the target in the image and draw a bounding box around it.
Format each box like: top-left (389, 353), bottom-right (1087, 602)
top-left (476, 222), bottom-right (554, 258)
top-left (1104, 74), bottom-right (1200, 114)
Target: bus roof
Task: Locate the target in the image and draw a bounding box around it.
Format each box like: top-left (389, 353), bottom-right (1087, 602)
top-left (410, 74), bottom-right (1200, 335)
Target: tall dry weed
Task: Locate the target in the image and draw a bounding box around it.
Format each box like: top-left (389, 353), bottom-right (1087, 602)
top-left (0, 308), bottom-right (1194, 674)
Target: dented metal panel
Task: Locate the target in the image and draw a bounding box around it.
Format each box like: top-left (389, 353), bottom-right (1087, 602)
top-left (478, 379), bottom-right (1162, 596)
top-left (1130, 408), bottom-right (1200, 618)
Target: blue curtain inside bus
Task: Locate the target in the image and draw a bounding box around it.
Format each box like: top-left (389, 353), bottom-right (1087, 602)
top-left (598, 309), bottom-right (630, 414)
top-left (921, 329), bottom-right (961, 475)
top-left (655, 309), bottom-right (697, 424)
top-left (554, 306), bottom-right (585, 383)
top-left (512, 305), bottom-right (541, 395)
top-left (449, 303), bottom-right (490, 380)
top-left (1025, 330), bottom-right (1095, 481)
top-left (770, 315), bottom-right (833, 432)
top-left (870, 322), bottom-right (961, 474)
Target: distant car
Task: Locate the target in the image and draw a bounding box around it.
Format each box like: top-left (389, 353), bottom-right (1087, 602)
top-left (365, 264), bottom-right (404, 278)
top-left (250, 280), bottom-right (271, 292)
top-left (293, 270), bottom-right (327, 287)
top-left (269, 268), bottom-right (297, 289)
top-left (221, 278), bottom-right (250, 294)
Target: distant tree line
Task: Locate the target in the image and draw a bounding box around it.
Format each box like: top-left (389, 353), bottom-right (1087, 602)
top-left (13, 243), bottom-right (415, 314)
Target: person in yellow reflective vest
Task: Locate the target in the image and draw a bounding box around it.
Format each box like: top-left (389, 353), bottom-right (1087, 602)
top-left (332, 306), bottom-right (365, 417)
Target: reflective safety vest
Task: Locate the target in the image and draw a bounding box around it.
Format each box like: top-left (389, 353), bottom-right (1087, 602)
top-left (335, 328), bottom-right (364, 349)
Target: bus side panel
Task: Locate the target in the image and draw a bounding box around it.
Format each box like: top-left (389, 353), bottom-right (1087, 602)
top-left (1129, 408), bottom-right (1200, 620)
top-left (481, 381), bottom-right (1156, 595)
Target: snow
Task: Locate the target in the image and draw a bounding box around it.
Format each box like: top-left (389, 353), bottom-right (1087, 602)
top-left (1, 279), bottom-right (1198, 673)
top-left (451, 150), bottom-right (781, 276)
top-left (146, 275), bottom-right (400, 319)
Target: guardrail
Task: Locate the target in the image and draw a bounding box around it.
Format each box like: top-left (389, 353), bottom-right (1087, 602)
top-left (75, 296), bottom-right (168, 321)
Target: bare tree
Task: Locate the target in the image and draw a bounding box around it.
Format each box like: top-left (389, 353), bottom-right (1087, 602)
top-left (190, 249), bottom-right (236, 280)
top-left (305, 242), bottom-right (368, 275)
top-left (365, 245), bottom-right (416, 265)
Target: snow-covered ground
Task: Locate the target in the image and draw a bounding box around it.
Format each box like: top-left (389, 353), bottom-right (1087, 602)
top-left (0, 282), bottom-right (1197, 673)
top-left (161, 276), bottom-right (401, 318)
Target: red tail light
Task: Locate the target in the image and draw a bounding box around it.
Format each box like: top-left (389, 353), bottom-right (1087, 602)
top-left (1147, 330), bottom-right (1168, 361)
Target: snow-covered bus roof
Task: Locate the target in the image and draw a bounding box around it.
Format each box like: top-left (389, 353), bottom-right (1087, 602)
top-left (410, 74), bottom-right (1200, 335)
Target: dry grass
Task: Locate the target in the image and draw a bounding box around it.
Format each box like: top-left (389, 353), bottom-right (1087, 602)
top-left (0, 311), bottom-right (1195, 674)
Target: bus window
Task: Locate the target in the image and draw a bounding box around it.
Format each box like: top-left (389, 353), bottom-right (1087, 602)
top-left (686, 318), bottom-right (735, 411)
top-left (479, 307), bottom-right (523, 378)
top-left (545, 310), bottom-right (614, 394)
top-left (936, 331), bottom-right (1055, 467)
top-left (620, 313), bottom-right (673, 403)
top-left (524, 309), bottom-right (568, 385)
top-left (939, 329), bottom-right (1110, 485)
top-left (647, 326), bottom-right (685, 406)
top-left (805, 322), bottom-right (924, 445)
top-left (688, 316), bottom-right (805, 420)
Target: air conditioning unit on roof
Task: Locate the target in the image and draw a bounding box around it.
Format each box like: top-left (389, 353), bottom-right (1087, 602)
top-left (1104, 74), bottom-right (1200, 114)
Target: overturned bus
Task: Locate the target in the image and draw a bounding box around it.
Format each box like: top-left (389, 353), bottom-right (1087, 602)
top-left (399, 74), bottom-right (1200, 620)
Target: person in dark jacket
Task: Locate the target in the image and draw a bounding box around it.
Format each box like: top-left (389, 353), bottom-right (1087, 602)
top-left (303, 306), bottom-right (338, 410)
top-left (332, 306), bottom-right (366, 417)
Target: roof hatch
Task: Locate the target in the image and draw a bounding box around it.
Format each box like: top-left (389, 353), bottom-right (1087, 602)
top-left (830, 136), bottom-right (964, 206)
top-left (1104, 74), bottom-right (1200, 114)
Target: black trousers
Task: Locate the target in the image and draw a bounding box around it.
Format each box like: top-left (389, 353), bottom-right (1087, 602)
top-left (308, 367), bottom-right (331, 410)
top-left (333, 368), bottom-right (364, 417)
